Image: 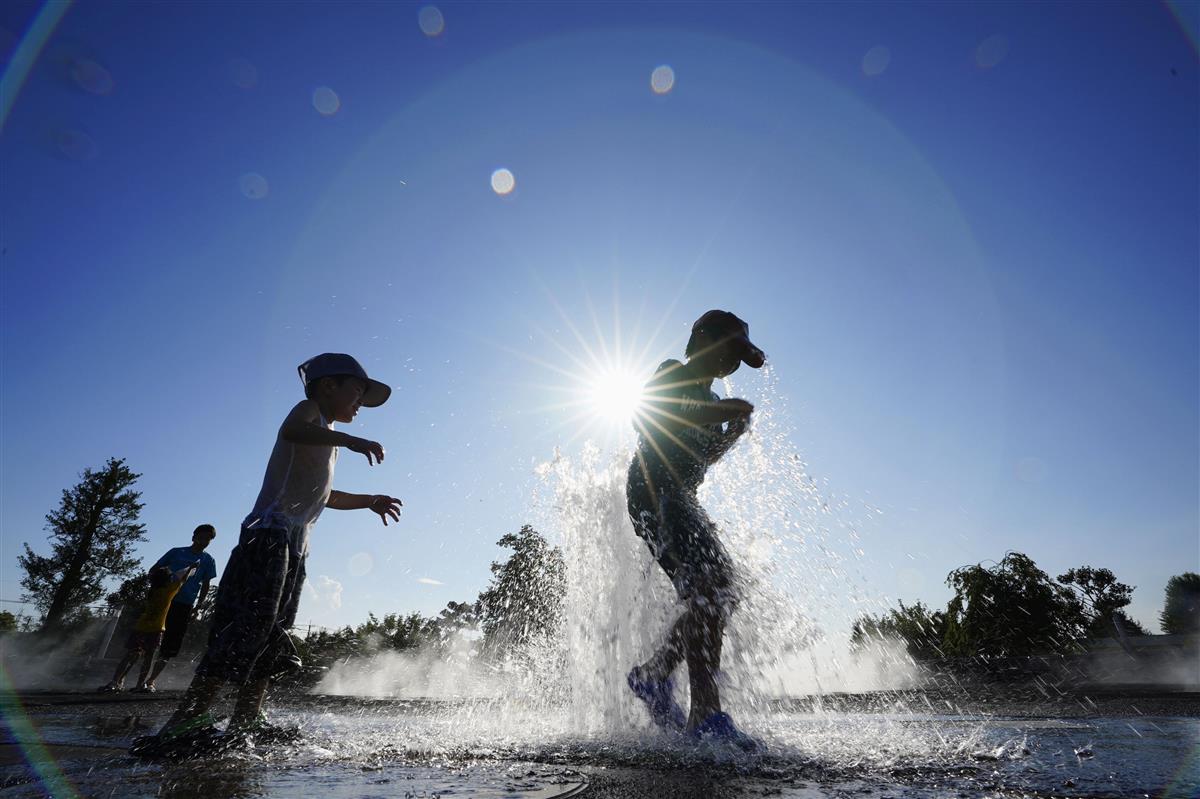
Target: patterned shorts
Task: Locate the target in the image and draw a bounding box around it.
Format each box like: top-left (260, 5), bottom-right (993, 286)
top-left (194, 525), bottom-right (305, 684)
top-left (627, 469), bottom-right (739, 616)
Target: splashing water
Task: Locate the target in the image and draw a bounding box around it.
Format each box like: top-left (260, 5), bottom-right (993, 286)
top-left (9, 369), bottom-right (1196, 798)
top-left (312, 366), bottom-right (946, 767)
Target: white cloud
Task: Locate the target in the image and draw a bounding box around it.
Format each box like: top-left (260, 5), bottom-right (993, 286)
top-left (305, 574), bottom-right (343, 610)
top-left (416, 577), bottom-right (443, 586)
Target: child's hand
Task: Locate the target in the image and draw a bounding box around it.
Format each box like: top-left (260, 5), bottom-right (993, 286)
top-left (726, 415), bottom-right (750, 438)
top-left (726, 398), bottom-right (754, 418)
top-left (347, 437), bottom-right (386, 465)
top-left (368, 494), bottom-right (403, 525)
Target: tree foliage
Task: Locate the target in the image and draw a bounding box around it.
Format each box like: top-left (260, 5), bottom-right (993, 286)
top-left (1057, 566), bottom-right (1140, 637)
top-left (0, 611), bottom-right (17, 633)
top-left (19, 458), bottom-right (147, 629)
top-left (1159, 572), bottom-right (1200, 634)
top-left (478, 525), bottom-right (565, 656)
top-left (942, 552), bottom-right (1085, 657)
top-left (850, 601), bottom-right (946, 660)
top-left (853, 553), bottom-right (1152, 660)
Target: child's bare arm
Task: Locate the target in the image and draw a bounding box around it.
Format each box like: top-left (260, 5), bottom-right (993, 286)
top-left (278, 400), bottom-right (386, 464)
top-left (649, 395), bottom-right (753, 428)
top-left (683, 397), bottom-right (754, 426)
top-left (327, 491), bottom-right (403, 525)
top-left (171, 565), bottom-right (197, 585)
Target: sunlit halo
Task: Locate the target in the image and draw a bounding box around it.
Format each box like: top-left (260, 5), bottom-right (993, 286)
top-left (586, 367), bottom-right (645, 426)
top-left (491, 167), bottom-right (515, 195)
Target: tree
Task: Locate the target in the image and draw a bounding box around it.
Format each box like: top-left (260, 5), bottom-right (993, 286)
top-left (0, 611), bottom-right (17, 633)
top-left (850, 601), bottom-right (947, 660)
top-left (18, 458), bottom-right (147, 630)
top-left (106, 573), bottom-right (150, 611)
top-left (942, 552), bottom-right (1086, 658)
top-left (478, 525), bottom-right (565, 657)
top-left (1160, 572), bottom-right (1200, 634)
top-left (1057, 566), bottom-right (1141, 638)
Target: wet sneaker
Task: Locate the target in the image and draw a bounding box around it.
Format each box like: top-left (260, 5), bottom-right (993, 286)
top-left (692, 711), bottom-right (759, 751)
top-left (157, 712), bottom-right (221, 743)
top-left (131, 714), bottom-right (223, 759)
top-left (97, 683), bottom-right (122, 694)
top-left (626, 666), bottom-right (687, 729)
top-left (130, 684), bottom-right (156, 694)
top-left (227, 712), bottom-right (302, 745)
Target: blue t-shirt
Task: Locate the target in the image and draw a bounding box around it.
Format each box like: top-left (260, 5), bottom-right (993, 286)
top-left (153, 547), bottom-right (218, 607)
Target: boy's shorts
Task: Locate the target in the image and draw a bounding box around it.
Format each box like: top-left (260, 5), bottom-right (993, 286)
top-left (158, 601), bottom-right (193, 659)
top-left (194, 525), bottom-right (305, 684)
top-left (627, 467), bottom-right (738, 616)
top-left (124, 630), bottom-right (163, 654)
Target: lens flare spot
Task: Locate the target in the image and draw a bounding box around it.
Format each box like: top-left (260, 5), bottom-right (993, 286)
top-left (588, 368), bottom-right (645, 426)
top-left (650, 64), bottom-right (675, 95)
top-left (56, 129), bottom-right (97, 161)
top-left (239, 172), bottom-right (269, 199)
top-left (228, 57), bottom-right (258, 89)
top-left (348, 551), bottom-right (374, 577)
top-left (71, 58), bottom-right (113, 95)
top-left (312, 86), bottom-right (340, 116)
top-left (419, 5), bottom-right (445, 37)
top-left (491, 168), bottom-right (515, 195)
top-left (862, 46), bottom-right (891, 77)
top-left (975, 35), bottom-right (1009, 69)
top-left (1015, 456), bottom-right (1047, 483)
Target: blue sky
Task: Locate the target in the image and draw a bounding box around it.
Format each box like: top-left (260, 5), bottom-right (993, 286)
top-left (1, 1), bottom-right (1196, 635)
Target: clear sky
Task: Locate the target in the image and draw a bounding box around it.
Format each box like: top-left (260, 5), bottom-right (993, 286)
top-left (1, 1), bottom-right (1196, 635)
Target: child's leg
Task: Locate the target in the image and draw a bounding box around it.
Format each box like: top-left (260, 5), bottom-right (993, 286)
top-left (681, 597), bottom-right (725, 729)
top-left (639, 612), bottom-right (689, 681)
top-left (109, 649), bottom-right (140, 686)
top-left (229, 546), bottom-right (306, 729)
top-left (162, 675), bottom-right (223, 730)
top-left (135, 649), bottom-right (155, 687)
top-left (144, 657), bottom-right (168, 688)
top-left (229, 678), bottom-right (270, 727)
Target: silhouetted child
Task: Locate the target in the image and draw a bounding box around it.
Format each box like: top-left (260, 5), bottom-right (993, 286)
top-left (140, 353), bottom-right (402, 752)
top-left (626, 310), bottom-right (764, 747)
top-left (100, 564), bottom-right (196, 693)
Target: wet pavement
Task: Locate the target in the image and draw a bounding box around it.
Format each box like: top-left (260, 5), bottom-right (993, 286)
top-left (2, 688), bottom-right (1197, 798)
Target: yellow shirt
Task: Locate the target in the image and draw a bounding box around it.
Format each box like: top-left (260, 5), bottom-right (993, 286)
top-left (133, 581), bottom-right (185, 633)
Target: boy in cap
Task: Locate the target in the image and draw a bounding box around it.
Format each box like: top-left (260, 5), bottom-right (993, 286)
top-left (139, 354), bottom-right (402, 752)
top-left (626, 310), bottom-right (765, 746)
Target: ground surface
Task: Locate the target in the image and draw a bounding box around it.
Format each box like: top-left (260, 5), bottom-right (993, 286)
top-left (2, 687), bottom-right (1197, 798)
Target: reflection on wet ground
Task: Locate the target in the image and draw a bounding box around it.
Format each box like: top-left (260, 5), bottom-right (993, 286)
top-left (2, 691), bottom-right (1197, 798)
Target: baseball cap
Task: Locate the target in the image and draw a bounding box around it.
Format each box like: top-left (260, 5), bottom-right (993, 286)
top-left (297, 353), bottom-right (392, 407)
top-left (692, 310), bottom-right (766, 368)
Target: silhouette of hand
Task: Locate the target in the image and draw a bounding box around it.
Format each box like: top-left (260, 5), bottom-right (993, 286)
top-left (348, 437), bottom-right (385, 465)
top-left (369, 495), bottom-right (403, 525)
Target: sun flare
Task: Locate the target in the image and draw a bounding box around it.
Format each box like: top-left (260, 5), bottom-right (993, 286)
top-left (586, 367), bottom-right (646, 426)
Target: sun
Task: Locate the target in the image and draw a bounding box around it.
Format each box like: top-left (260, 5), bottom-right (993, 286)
top-left (586, 367), bottom-right (646, 426)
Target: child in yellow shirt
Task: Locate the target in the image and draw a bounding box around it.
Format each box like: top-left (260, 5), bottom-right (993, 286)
top-left (99, 564), bottom-right (195, 693)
